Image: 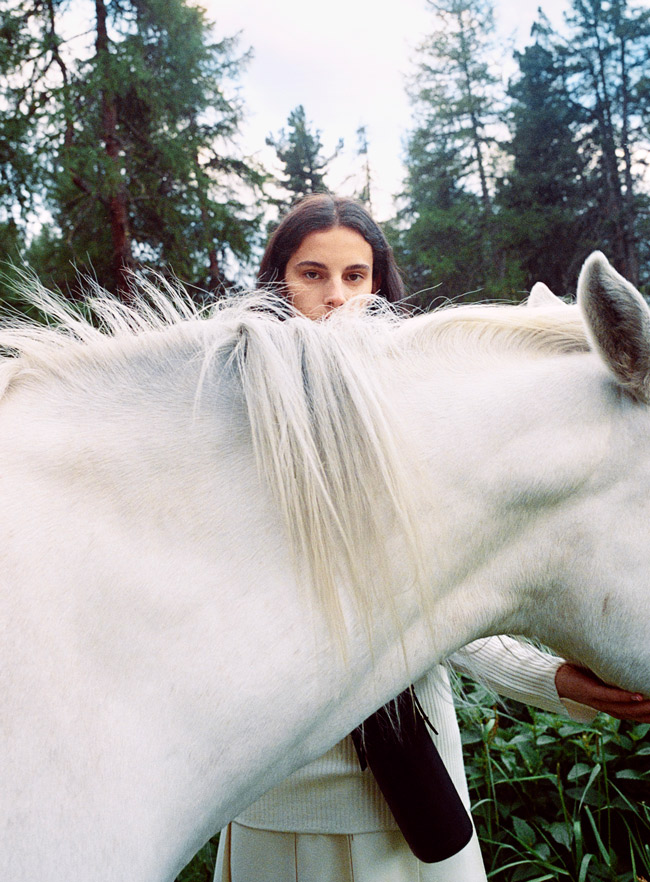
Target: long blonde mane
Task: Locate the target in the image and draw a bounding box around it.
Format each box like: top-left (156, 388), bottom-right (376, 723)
top-left (0, 276), bottom-right (591, 639)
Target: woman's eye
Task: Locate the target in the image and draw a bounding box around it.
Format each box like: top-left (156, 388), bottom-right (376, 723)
top-left (304, 271), bottom-right (321, 280)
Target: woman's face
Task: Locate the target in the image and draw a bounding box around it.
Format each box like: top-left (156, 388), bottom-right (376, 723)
top-left (284, 227), bottom-right (375, 320)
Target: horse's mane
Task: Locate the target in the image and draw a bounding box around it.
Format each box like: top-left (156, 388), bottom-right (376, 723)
top-left (0, 273), bottom-right (589, 368)
top-left (399, 300), bottom-right (589, 359)
top-left (0, 274), bottom-right (590, 643)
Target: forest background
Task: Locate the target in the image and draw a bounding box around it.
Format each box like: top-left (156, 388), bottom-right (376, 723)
top-left (2, 0), bottom-right (650, 308)
top-left (1, 0), bottom-right (649, 879)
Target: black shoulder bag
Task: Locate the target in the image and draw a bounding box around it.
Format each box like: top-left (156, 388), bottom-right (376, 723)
top-left (350, 687), bottom-right (474, 863)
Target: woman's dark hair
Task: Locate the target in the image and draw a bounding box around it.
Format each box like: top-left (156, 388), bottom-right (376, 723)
top-left (258, 194), bottom-right (405, 303)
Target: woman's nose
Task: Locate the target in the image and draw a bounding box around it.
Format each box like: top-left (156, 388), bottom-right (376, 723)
top-left (324, 279), bottom-right (346, 307)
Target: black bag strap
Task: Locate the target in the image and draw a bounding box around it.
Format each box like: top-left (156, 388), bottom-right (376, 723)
top-left (350, 687), bottom-right (474, 863)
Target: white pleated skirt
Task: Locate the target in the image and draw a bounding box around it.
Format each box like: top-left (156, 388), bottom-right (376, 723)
top-left (214, 822), bottom-right (488, 882)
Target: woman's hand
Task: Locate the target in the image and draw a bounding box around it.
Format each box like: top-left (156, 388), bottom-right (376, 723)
top-left (555, 662), bottom-right (650, 722)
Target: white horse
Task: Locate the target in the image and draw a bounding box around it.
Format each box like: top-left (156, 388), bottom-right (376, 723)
top-left (1, 252), bottom-right (649, 881)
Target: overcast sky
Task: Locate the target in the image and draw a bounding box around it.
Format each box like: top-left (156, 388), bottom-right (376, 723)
top-left (204, 0), bottom-right (571, 220)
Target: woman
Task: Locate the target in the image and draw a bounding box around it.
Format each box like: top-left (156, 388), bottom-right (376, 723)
top-left (215, 194), bottom-right (650, 882)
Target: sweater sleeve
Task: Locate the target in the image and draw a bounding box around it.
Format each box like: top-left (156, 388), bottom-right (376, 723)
top-left (449, 636), bottom-right (597, 724)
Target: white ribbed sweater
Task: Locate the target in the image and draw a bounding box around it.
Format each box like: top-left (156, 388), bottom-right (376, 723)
top-left (236, 637), bottom-right (595, 834)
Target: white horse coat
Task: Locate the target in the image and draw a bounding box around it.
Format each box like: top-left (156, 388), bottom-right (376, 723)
top-left (1, 252), bottom-right (649, 880)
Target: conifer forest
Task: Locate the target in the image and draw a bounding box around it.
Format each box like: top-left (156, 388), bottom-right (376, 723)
top-left (2, 0), bottom-right (650, 306)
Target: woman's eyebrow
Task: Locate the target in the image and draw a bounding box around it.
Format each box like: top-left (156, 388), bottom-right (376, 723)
top-left (294, 261), bottom-right (371, 271)
top-left (295, 260), bottom-right (328, 269)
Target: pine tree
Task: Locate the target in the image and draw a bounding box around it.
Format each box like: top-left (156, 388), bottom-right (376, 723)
top-left (355, 125), bottom-right (373, 213)
top-left (266, 105), bottom-right (342, 209)
top-left (392, 130), bottom-right (488, 307)
top-left (395, 0), bottom-right (510, 303)
top-left (495, 17), bottom-right (599, 294)
top-left (0, 0), bottom-right (66, 230)
top-left (411, 0), bottom-right (502, 214)
top-left (1, 0), bottom-right (263, 296)
top-left (561, 0), bottom-right (650, 285)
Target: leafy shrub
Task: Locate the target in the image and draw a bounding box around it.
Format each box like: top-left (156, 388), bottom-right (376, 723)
top-left (458, 678), bottom-right (650, 881)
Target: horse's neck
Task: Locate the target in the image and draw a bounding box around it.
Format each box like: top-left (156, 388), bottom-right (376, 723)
top-left (0, 356), bottom-right (272, 877)
top-left (0, 353), bottom-right (459, 880)
top-left (394, 347), bottom-right (620, 654)
top-left (0, 339), bottom-right (613, 881)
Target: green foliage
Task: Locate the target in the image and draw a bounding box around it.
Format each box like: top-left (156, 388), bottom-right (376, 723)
top-left (389, 131), bottom-right (517, 308)
top-left (65, 0), bottom-right (262, 291)
top-left (555, 0), bottom-right (650, 287)
top-left (396, 0), bottom-right (650, 301)
top-left (0, 0), bottom-right (63, 224)
top-left (266, 105), bottom-right (342, 211)
top-left (354, 125), bottom-right (373, 210)
top-left (411, 0), bottom-right (502, 206)
top-left (495, 35), bottom-right (600, 295)
top-left (175, 835), bottom-right (220, 882)
top-left (0, 0), bottom-right (263, 295)
top-left (395, 0), bottom-right (523, 306)
top-left (458, 678), bottom-right (650, 881)
top-left (0, 218), bottom-right (36, 312)
top-left (408, 0), bottom-right (503, 213)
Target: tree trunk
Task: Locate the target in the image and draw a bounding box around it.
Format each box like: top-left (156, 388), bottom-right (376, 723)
top-left (587, 7), bottom-right (638, 283)
top-left (618, 25), bottom-right (639, 285)
top-left (457, 14), bottom-right (491, 214)
top-left (44, 0), bottom-right (74, 151)
top-left (454, 5), bottom-right (494, 280)
top-left (95, 0), bottom-right (134, 296)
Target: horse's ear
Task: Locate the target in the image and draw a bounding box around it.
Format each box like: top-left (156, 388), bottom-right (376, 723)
top-left (527, 281), bottom-right (566, 308)
top-left (578, 251), bottom-right (650, 402)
